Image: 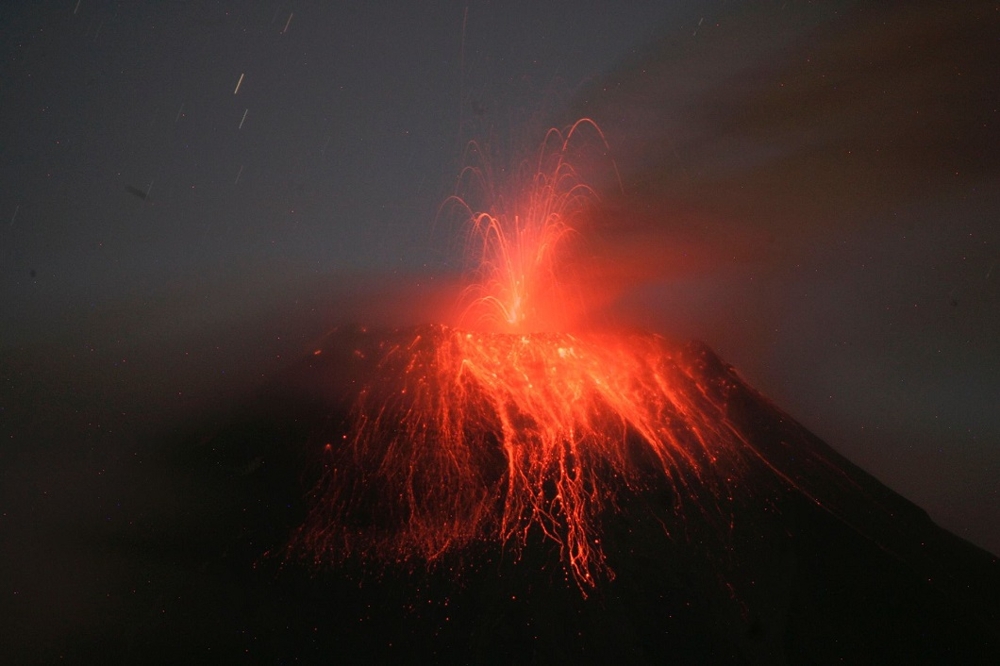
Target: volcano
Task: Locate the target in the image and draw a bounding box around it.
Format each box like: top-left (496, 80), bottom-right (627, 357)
top-left (146, 323), bottom-right (1000, 665)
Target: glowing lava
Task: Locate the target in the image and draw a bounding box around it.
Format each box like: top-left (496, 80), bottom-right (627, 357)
top-left (297, 120), bottom-right (754, 586)
top-left (301, 325), bottom-right (752, 586)
top-left (446, 118), bottom-right (613, 334)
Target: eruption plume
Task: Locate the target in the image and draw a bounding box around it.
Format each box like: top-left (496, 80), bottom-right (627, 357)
top-left (446, 119), bottom-right (608, 333)
top-left (293, 120), bottom-right (833, 587)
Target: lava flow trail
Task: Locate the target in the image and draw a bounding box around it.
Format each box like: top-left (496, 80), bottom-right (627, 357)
top-left (296, 324), bottom-right (769, 585)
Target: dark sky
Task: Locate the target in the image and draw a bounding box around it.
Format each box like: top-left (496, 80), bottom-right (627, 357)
top-left (1, 0), bottom-right (997, 594)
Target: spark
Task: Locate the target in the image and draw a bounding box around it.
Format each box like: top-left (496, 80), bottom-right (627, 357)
top-left (175, 102), bottom-right (184, 122)
top-left (73, 0), bottom-right (81, 15)
top-left (239, 108), bottom-right (248, 129)
top-left (234, 164), bottom-right (244, 185)
top-left (282, 13), bottom-right (294, 34)
top-left (9, 204), bottom-right (18, 228)
top-left (234, 72), bottom-right (245, 95)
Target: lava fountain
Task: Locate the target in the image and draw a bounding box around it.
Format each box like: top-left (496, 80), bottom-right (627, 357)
top-left (295, 120), bottom-right (783, 587)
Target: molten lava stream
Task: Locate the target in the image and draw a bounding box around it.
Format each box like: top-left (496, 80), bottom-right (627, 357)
top-left (298, 325), bottom-right (755, 587)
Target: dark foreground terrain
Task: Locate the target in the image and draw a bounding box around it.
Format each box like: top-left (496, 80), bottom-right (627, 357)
top-left (3, 326), bottom-right (999, 664)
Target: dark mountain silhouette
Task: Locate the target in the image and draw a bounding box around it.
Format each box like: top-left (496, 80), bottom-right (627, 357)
top-left (91, 325), bottom-right (999, 664)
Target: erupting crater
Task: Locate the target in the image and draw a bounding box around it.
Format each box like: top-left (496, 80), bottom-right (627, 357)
top-left (291, 120), bottom-right (840, 587)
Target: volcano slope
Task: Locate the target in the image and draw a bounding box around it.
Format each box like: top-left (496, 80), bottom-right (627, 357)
top-left (140, 325), bottom-right (998, 664)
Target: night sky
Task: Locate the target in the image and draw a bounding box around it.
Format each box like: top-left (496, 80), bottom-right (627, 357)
top-left (2, 0), bottom-right (998, 648)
